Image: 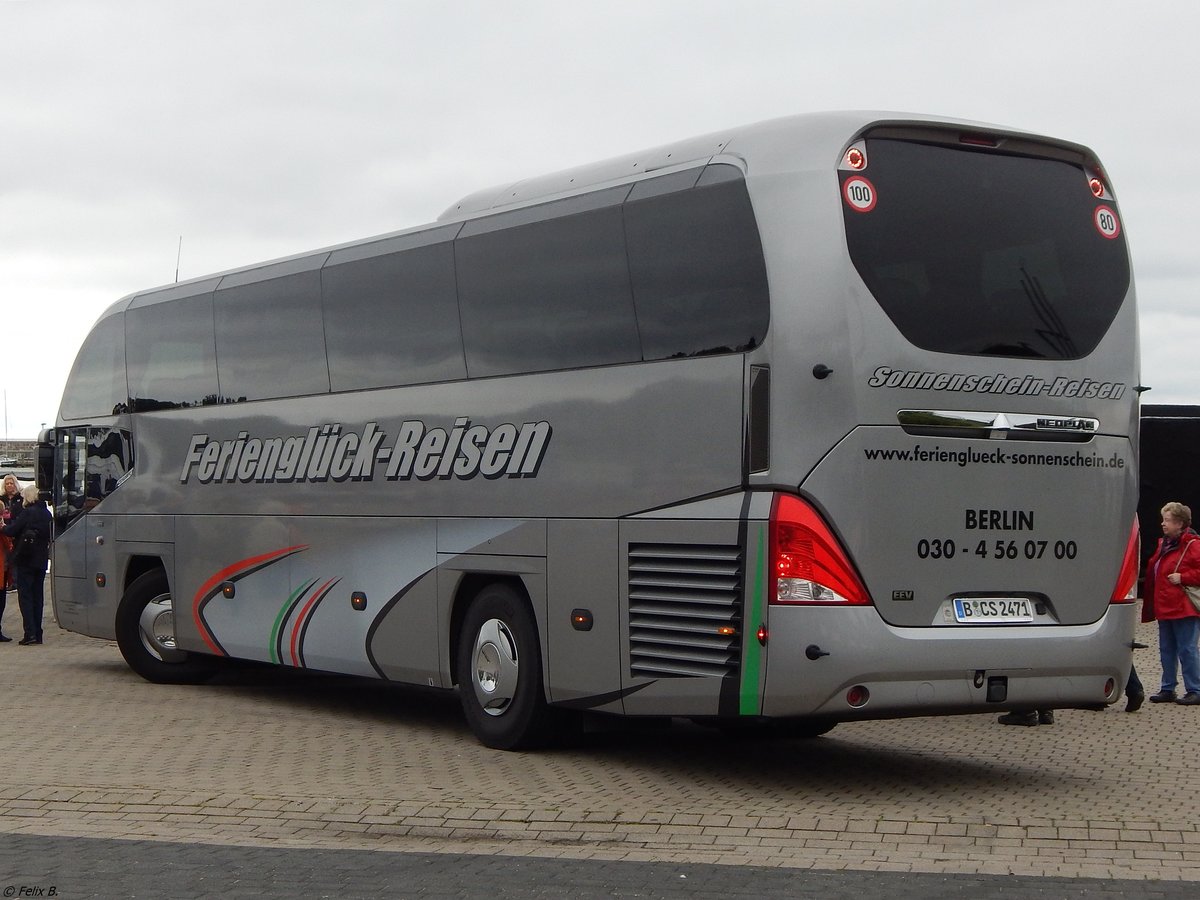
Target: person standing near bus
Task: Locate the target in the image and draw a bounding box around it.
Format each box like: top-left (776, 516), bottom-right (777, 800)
top-left (1143, 501), bottom-right (1200, 705)
top-left (1, 485), bottom-right (51, 645)
top-left (2, 474), bottom-right (22, 513)
top-left (0, 474), bottom-right (23, 642)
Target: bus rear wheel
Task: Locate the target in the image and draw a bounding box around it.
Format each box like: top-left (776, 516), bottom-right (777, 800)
top-left (455, 583), bottom-right (553, 750)
top-left (115, 570), bottom-right (217, 684)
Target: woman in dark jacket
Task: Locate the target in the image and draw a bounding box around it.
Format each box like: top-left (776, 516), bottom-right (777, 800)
top-left (1, 485), bottom-right (52, 645)
top-left (1142, 501), bottom-right (1200, 705)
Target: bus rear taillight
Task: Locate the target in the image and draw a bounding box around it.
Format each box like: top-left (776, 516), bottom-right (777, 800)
top-left (1110, 518), bottom-right (1140, 604)
top-left (770, 494), bottom-right (872, 606)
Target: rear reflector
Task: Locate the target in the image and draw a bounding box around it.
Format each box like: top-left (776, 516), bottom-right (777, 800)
top-left (846, 685), bottom-right (870, 707)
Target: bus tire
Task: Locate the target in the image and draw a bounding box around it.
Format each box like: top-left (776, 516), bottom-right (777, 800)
top-left (115, 570), bottom-right (217, 685)
top-left (455, 583), bottom-right (552, 750)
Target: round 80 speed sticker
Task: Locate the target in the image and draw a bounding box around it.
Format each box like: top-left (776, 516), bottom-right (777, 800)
top-left (1094, 205), bottom-right (1121, 239)
top-left (842, 175), bottom-right (877, 213)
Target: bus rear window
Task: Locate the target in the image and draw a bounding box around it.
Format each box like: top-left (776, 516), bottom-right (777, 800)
top-left (841, 139), bottom-right (1130, 360)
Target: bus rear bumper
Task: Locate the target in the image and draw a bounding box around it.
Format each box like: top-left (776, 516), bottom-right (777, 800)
top-left (759, 602), bottom-right (1138, 719)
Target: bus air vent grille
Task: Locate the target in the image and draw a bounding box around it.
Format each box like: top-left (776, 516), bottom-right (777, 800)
top-left (627, 542), bottom-right (743, 678)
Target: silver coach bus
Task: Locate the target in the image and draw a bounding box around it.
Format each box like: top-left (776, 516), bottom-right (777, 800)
top-left (42, 111), bottom-right (1141, 749)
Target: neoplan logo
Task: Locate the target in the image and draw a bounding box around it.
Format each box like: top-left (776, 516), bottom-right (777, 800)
top-left (180, 418), bottom-right (552, 485)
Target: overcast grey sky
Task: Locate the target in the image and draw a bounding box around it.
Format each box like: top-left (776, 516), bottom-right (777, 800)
top-left (1, 0), bottom-right (1195, 438)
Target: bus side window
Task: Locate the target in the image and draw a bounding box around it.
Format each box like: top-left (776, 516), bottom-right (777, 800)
top-left (126, 288), bottom-right (219, 410)
top-left (53, 427), bottom-right (133, 526)
top-left (624, 169), bottom-right (769, 360)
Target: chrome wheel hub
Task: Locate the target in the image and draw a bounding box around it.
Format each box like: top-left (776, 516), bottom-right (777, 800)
top-left (471, 618), bottom-right (519, 717)
top-left (137, 592), bottom-right (188, 663)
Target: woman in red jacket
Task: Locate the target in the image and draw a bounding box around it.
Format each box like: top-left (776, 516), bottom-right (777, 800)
top-left (0, 472), bottom-right (21, 642)
top-left (1143, 501), bottom-right (1200, 705)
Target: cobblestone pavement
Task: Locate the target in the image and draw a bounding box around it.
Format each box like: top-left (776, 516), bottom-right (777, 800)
top-left (0, 605), bottom-right (1196, 893)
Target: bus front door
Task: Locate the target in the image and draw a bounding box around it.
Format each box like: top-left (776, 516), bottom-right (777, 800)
top-left (48, 427), bottom-right (90, 631)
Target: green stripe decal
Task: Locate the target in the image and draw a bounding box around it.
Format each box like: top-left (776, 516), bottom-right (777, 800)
top-left (740, 524), bottom-right (766, 715)
top-left (269, 579), bottom-right (317, 664)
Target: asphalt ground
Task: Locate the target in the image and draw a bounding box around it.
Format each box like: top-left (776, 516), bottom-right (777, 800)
top-left (0, 599), bottom-right (1197, 897)
top-left (2, 832), bottom-right (1199, 899)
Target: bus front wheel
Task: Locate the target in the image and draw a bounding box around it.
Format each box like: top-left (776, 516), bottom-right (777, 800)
top-left (115, 571), bottom-right (217, 684)
top-left (455, 583), bottom-right (553, 750)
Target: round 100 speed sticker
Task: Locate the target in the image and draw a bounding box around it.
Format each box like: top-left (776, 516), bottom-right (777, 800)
top-left (1094, 204), bottom-right (1121, 239)
top-left (842, 175), bottom-right (877, 213)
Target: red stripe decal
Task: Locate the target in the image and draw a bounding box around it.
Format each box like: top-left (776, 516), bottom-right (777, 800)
top-left (289, 578), bottom-right (337, 667)
top-left (192, 545), bottom-right (309, 655)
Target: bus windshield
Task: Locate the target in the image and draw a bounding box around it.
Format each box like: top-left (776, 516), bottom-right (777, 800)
top-left (841, 138), bottom-right (1131, 360)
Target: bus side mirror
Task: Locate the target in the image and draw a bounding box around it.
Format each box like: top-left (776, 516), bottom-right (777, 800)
top-left (36, 429), bottom-right (55, 495)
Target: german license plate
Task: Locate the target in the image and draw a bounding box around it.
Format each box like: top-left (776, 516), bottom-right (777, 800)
top-left (953, 597), bottom-right (1033, 623)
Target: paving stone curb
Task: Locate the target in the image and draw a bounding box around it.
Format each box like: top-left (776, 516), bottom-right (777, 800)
top-left (1, 786), bottom-right (1197, 880)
